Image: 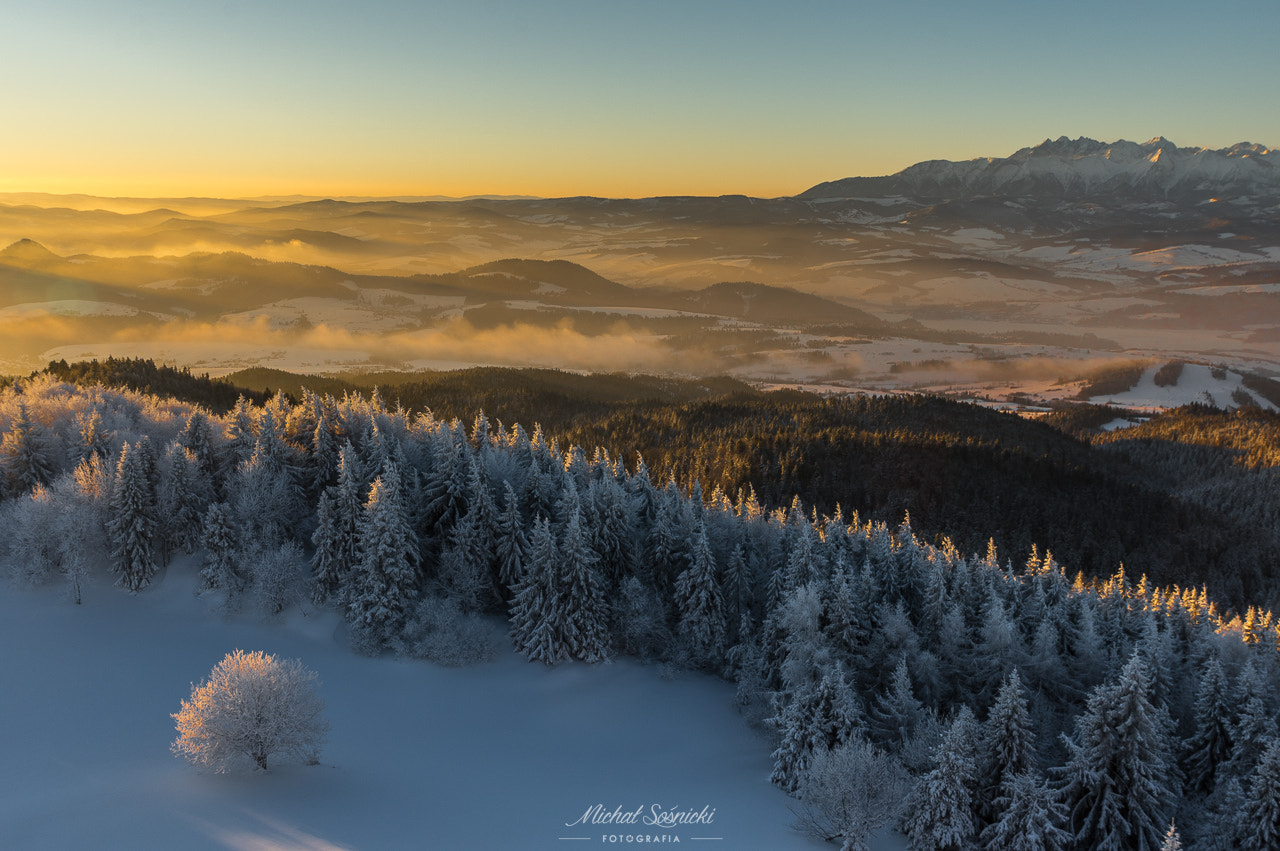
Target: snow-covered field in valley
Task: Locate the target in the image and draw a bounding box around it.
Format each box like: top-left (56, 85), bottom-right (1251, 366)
top-left (0, 562), bottom-right (882, 850)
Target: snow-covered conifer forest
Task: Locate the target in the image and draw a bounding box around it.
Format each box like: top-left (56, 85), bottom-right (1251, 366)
top-left (5, 366), bottom-right (1280, 850)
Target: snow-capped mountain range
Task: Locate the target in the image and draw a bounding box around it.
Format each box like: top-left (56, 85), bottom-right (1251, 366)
top-left (801, 137), bottom-right (1280, 204)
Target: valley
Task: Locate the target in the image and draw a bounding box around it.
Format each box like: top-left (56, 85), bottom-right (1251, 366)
top-left (2, 137), bottom-right (1276, 415)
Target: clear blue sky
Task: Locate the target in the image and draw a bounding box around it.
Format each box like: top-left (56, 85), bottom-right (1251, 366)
top-left (3, 0), bottom-right (1276, 197)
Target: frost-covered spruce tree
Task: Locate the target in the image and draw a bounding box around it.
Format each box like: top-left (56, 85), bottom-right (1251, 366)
top-left (347, 461), bottom-right (420, 652)
top-left (903, 707), bottom-right (978, 851)
top-left (1240, 738), bottom-right (1280, 849)
top-left (509, 516), bottom-right (562, 664)
top-left (73, 406), bottom-right (110, 464)
top-left (421, 427), bottom-right (469, 537)
top-left (1, 402), bottom-right (56, 495)
top-left (107, 440), bottom-right (159, 592)
top-left (675, 523), bottom-right (726, 668)
top-left (977, 669), bottom-right (1037, 824)
top-left (224, 396), bottom-right (257, 467)
top-left (810, 663), bottom-right (861, 752)
top-left (310, 490), bottom-right (343, 604)
top-left (494, 481), bottom-right (527, 595)
top-left (200, 502), bottom-right (242, 593)
top-left (437, 507), bottom-right (491, 611)
top-left (1181, 654), bottom-right (1234, 795)
top-left (978, 771), bottom-right (1070, 851)
top-left (771, 664), bottom-right (860, 793)
top-left (310, 443), bottom-right (365, 605)
top-left (868, 659), bottom-right (926, 752)
top-left (586, 475), bottom-right (634, 589)
top-left (177, 409), bottom-right (218, 483)
top-left (1056, 652), bottom-right (1179, 851)
top-left (552, 504), bottom-right (610, 663)
top-left (1227, 669), bottom-right (1277, 783)
top-left (158, 442), bottom-right (210, 560)
top-left (646, 485), bottom-right (689, 595)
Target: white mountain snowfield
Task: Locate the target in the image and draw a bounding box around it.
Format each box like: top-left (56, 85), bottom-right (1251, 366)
top-left (0, 563), bottom-right (895, 850)
top-left (803, 137), bottom-right (1279, 201)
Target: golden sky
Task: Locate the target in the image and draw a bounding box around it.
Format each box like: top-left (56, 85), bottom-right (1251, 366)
top-left (3, 0), bottom-right (1277, 199)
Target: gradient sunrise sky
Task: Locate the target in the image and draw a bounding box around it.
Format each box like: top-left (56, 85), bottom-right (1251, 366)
top-left (4, 0), bottom-right (1277, 199)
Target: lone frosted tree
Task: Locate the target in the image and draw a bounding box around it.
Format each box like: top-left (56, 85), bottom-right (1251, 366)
top-left (172, 650), bottom-right (327, 772)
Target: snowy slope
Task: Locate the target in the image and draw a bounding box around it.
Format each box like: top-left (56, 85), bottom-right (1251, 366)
top-left (0, 564), bottom-right (875, 850)
top-left (1092, 363), bottom-right (1277, 411)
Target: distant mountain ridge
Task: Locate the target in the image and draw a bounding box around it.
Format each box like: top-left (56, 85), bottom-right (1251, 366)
top-left (801, 136), bottom-right (1280, 203)
top-left (0, 240), bottom-right (884, 329)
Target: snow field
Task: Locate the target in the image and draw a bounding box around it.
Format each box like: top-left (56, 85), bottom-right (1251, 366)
top-left (0, 564), bottom-right (839, 850)
top-left (1096, 363), bottom-right (1277, 412)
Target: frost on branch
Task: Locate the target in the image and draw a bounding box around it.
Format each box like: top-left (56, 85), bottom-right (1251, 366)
top-left (171, 649), bottom-right (328, 773)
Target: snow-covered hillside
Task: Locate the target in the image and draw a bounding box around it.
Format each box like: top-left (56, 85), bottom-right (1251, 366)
top-left (0, 566), bottom-right (841, 851)
top-left (1090, 363), bottom-right (1277, 412)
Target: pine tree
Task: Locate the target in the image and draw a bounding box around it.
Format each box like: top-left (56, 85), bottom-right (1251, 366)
top-left (1158, 821), bottom-right (1183, 851)
top-left (1056, 652), bottom-right (1179, 851)
top-left (675, 523), bottom-right (726, 668)
top-left (553, 505), bottom-right (609, 663)
top-left (107, 440), bottom-right (158, 591)
top-left (2, 402), bottom-right (56, 495)
top-left (587, 475), bottom-right (635, 589)
top-left (313, 442), bottom-right (365, 605)
top-left (646, 486), bottom-right (688, 595)
top-left (347, 461), bottom-right (420, 651)
top-left (494, 481), bottom-right (527, 594)
top-left (809, 663), bottom-right (861, 753)
top-left (1240, 739), bottom-right (1280, 849)
top-left (158, 442), bottom-right (210, 560)
top-left (310, 490), bottom-right (343, 604)
top-left (421, 426), bottom-right (470, 538)
top-left (177, 409), bottom-right (218, 484)
top-left (903, 708), bottom-right (978, 851)
top-left (509, 516), bottom-right (562, 664)
top-left (977, 669), bottom-right (1037, 825)
top-left (770, 686), bottom-right (818, 794)
top-left (979, 771), bottom-right (1071, 851)
top-left (1182, 655), bottom-right (1234, 795)
top-left (74, 407), bottom-right (110, 464)
top-left (868, 659), bottom-right (925, 752)
top-left (224, 396), bottom-right (257, 467)
top-left (1223, 655), bottom-right (1274, 783)
top-left (200, 502), bottom-right (242, 593)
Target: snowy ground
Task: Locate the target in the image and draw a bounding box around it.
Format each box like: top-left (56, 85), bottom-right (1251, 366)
top-left (1090, 363), bottom-right (1277, 412)
top-left (0, 561), bottom-right (890, 850)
